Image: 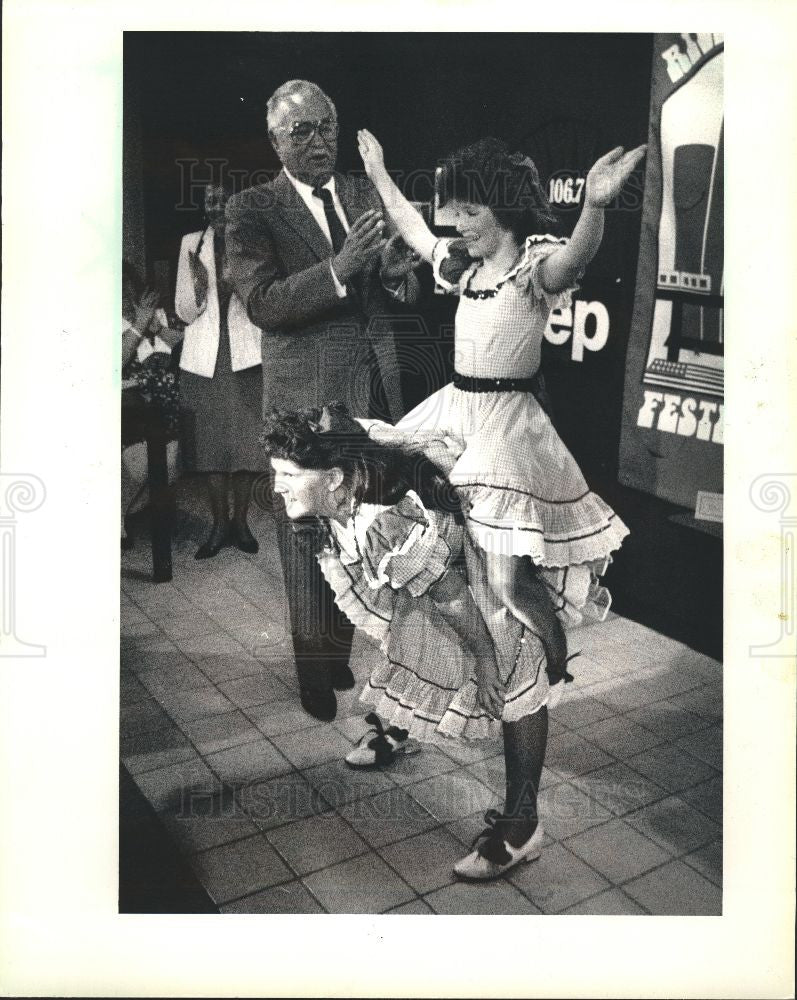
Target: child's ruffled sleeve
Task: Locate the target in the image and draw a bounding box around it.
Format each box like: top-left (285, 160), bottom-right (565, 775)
top-left (431, 238), bottom-right (476, 295)
top-left (512, 235), bottom-right (581, 311)
top-left (361, 491), bottom-right (463, 597)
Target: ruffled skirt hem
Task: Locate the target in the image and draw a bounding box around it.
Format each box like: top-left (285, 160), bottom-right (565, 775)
top-left (460, 483), bottom-right (630, 568)
top-left (317, 551), bottom-right (392, 647)
top-left (357, 654), bottom-right (563, 744)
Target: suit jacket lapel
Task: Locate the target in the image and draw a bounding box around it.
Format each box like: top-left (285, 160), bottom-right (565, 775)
top-left (272, 170), bottom-right (331, 261)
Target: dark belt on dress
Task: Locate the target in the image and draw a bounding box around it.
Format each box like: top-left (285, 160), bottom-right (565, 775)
top-left (452, 371), bottom-right (542, 393)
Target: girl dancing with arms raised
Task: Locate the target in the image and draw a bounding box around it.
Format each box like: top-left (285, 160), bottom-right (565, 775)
top-left (356, 129), bottom-right (644, 686)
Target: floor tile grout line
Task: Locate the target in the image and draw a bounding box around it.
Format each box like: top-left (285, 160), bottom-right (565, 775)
top-left (546, 713), bottom-right (722, 794)
top-left (169, 566), bottom-right (283, 650)
top-left (224, 761), bottom-right (512, 906)
top-left (238, 702), bottom-right (330, 741)
top-left (121, 590), bottom-right (225, 640)
top-left (301, 816), bottom-right (426, 913)
top-left (127, 631), bottom-right (296, 726)
top-left (566, 682), bottom-right (720, 735)
top-left (556, 806), bottom-right (722, 878)
top-left (160, 730), bottom-right (337, 905)
top-left (678, 846), bottom-right (723, 888)
top-left (134, 696), bottom-right (298, 823)
top-left (581, 838), bottom-right (723, 899)
top-left (212, 871), bottom-right (305, 911)
top-left (561, 737), bottom-right (722, 792)
top-left (330, 793), bottom-right (457, 901)
top-left (555, 830), bottom-right (723, 903)
top-left (394, 821), bottom-right (721, 916)
top-left (382, 899), bottom-right (428, 914)
top-left (130, 708), bottom-right (455, 842)
top-left (558, 884), bottom-right (655, 916)
top-left (143, 576), bottom-right (270, 659)
top-left (253, 834), bottom-right (378, 908)
top-left (516, 772), bottom-right (723, 904)
top-left (535, 690), bottom-right (720, 757)
top-left (120, 696), bottom-right (278, 765)
top-left (562, 705), bottom-right (717, 752)
top-left (507, 828), bottom-right (715, 915)
top-left (556, 766), bottom-right (724, 835)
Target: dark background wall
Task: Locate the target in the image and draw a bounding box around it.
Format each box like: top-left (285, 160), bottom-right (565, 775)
top-left (124, 32), bottom-right (721, 659)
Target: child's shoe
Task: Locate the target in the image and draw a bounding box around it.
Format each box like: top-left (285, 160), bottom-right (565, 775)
top-left (345, 712), bottom-right (421, 769)
top-left (454, 810), bottom-right (544, 881)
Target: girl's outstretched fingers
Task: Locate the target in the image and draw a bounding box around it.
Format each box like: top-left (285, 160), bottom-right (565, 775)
top-left (586, 142), bottom-right (648, 206)
top-left (624, 144), bottom-right (648, 168)
top-left (593, 145), bottom-right (625, 168)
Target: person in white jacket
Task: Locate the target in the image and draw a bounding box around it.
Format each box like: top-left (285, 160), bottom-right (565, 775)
top-left (176, 185), bottom-right (264, 559)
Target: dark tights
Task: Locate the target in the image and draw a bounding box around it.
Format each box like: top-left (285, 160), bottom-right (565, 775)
top-left (501, 706), bottom-right (549, 846)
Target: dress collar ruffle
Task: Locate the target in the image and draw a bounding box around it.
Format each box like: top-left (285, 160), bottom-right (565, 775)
top-left (498, 234), bottom-right (568, 285)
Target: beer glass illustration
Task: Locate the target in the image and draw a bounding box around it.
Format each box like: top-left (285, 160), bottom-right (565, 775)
top-left (644, 49), bottom-right (724, 398)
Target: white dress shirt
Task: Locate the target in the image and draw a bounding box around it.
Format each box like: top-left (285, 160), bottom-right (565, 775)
top-left (283, 168), bottom-right (349, 297)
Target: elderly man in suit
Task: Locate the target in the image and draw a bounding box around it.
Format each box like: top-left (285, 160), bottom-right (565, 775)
top-left (226, 79), bottom-right (420, 721)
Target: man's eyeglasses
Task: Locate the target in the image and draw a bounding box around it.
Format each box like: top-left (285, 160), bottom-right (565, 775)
top-left (286, 119), bottom-right (339, 145)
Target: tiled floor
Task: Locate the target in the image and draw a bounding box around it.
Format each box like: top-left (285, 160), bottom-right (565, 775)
top-left (121, 481), bottom-right (723, 915)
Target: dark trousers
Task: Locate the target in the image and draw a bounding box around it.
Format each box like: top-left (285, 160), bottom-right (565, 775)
top-left (269, 344), bottom-right (396, 692)
top-left (272, 501), bottom-right (355, 693)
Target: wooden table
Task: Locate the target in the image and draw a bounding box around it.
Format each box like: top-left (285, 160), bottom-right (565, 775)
top-left (122, 389), bottom-right (173, 583)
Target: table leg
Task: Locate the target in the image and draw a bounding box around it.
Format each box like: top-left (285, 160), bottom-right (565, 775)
top-left (146, 430), bottom-right (173, 583)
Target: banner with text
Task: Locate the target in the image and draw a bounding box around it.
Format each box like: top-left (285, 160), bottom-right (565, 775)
top-left (619, 33), bottom-right (724, 508)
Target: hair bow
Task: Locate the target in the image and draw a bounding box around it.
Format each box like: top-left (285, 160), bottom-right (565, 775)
top-left (508, 151), bottom-right (542, 185)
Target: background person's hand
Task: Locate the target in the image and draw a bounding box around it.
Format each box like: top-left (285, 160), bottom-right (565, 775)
top-left (380, 233), bottom-right (421, 283)
top-left (188, 249), bottom-right (209, 306)
top-left (333, 209), bottom-right (386, 283)
top-left (133, 287), bottom-right (159, 337)
top-left (585, 144), bottom-right (647, 208)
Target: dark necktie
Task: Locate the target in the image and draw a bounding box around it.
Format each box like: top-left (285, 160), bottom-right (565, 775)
top-left (312, 185), bottom-right (347, 254)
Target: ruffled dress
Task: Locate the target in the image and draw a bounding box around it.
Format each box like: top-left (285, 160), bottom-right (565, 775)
top-left (318, 236), bottom-right (629, 741)
top-left (384, 234), bottom-right (630, 629)
top-left (318, 490), bottom-right (557, 742)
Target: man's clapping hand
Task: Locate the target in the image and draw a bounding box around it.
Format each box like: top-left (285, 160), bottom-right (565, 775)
top-left (332, 209), bottom-right (386, 283)
top-left (380, 233), bottom-right (421, 284)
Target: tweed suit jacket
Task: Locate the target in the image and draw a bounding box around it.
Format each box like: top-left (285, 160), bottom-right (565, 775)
top-left (225, 169), bottom-right (417, 420)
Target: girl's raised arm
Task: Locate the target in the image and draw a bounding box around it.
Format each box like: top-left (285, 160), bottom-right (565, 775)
top-left (358, 129), bottom-right (437, 263)
top-left (539, 144), bottom-right (647, 294)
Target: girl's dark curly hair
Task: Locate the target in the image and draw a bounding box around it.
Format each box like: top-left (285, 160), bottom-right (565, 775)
top-left (261, 402), bottom-right (464, 521)
top-left (437, 137), bottom-right (559, 241)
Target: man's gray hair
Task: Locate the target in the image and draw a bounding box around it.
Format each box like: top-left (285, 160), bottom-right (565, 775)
top-left (266, 80), bottom-right (337, 132)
